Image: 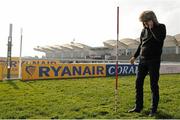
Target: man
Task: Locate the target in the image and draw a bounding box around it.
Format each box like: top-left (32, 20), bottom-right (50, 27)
top-left (128, 10), bottom-right (166, 116)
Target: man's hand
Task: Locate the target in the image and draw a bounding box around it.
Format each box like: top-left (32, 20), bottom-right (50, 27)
top-left (143, 20), bottom-right (154, 29)
top-left (129, 57), bottom-right (136, 64)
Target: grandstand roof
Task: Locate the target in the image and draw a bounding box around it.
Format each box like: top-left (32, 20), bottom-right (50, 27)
top-left (174, 34), bottom-right (180, 45)
top-left (41, 46), bottom-right (55, 52)
top-left (164, 35), bottom-right (178, 47)
top-left (48, 45), bottom-right (63, 51)
top-left (103, 40), bottom-right (127, 49)
top-left (34, 34), bottom-right (180, 54)
top-left (120, 38), bottom-right (140, 49)
top-left (70, 42), bottom-right (91, 49)
top-left (61, 44), bottom-right (74, 50)
top-left (34, 46), bottom-right (56, 52)
top-left (135, 38), bottom-right (140, 42)
top-left (34, 42), bottom-right (92, 53)
top-left (33, 46), bottom-right (46, 52)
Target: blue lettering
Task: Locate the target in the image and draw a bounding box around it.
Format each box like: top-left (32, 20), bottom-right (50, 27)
top-left (51, 66), bottom-right (61, 76)
top-left (72, 66), bottom-right (81, 75)
top-left (97, 66), bottom-right (104, 75)
top-left (92, 66), bottom-right (95, 75)
top-left (83, 66), bottom-right (91, 75)
top-left (62, 66), bottom-right (71, 76)
top-left (39, 66), bottom-right (50, 77)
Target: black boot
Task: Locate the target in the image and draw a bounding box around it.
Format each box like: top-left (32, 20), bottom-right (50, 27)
top-left (128, 107), bottom-right (142, 113)
top-left (149, 109), bottom-right (157, 117)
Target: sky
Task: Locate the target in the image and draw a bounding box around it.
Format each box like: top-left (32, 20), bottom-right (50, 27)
top-left (0, 0), bottom-right (180, 57)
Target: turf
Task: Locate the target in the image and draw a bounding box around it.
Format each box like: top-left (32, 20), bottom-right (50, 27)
top-left (0, 74), bottom-right (180, 119)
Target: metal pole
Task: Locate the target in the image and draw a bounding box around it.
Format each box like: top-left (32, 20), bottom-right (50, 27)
top-left (18, 28), bottom-right (23, 79)
top-left (115, 6), bottom-right (119, 112)
top-left (7, 24), bottom-right (13, 79)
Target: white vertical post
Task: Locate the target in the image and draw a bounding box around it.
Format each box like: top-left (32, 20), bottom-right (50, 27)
top-left (18, 28), bottom-right (23, 79)
top-left (7, 24), bottom-right (13, 79)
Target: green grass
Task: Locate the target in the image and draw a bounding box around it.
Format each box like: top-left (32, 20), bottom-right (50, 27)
top-left (0, 74), bottom-right (180, 119)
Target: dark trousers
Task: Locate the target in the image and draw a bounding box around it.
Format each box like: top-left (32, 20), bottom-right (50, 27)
top-left (135, 59), bottom-right (160, 112)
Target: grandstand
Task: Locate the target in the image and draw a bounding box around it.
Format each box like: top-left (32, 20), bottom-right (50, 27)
top-left (34, 34), bottom-right (180, 62)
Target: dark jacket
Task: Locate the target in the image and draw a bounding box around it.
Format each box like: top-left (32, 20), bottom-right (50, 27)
top-left (134, 23), bottom-right (166, 61)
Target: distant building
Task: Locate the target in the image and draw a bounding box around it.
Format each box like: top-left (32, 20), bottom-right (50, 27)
top-left (34, 34), bottom-right (180, 61)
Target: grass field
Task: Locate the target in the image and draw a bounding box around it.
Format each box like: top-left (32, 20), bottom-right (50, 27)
top-left (0, 74), bottom-right (180, 119)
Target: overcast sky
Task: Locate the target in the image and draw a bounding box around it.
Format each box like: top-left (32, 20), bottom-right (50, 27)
top-left (0, 0), bottom-right (180, 57)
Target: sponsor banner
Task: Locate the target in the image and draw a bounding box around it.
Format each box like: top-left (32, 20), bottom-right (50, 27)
top-left (160, 64), bottom-right (180, 74)
top-left (0, 57), bottom-right (60, 78)
top-left (106, 64), bottom-right (138, 76)
top-left (22, 64), bottom-right (106, 80)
